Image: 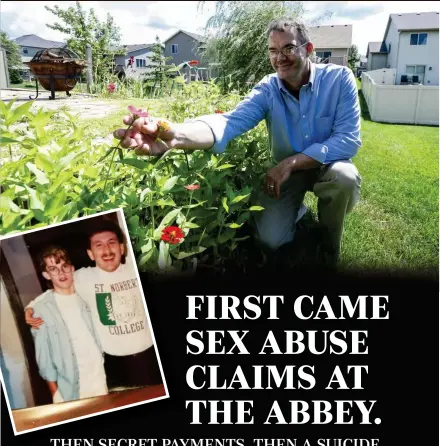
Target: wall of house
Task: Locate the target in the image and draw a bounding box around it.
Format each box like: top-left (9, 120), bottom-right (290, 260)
top-left (385, 20), bottom-right (399, 69)
top-left (114, 49), bottom-right (154, 80)
top-left (396, 30), bottom-right (439, 85)
top-left (368, 53), bottom-right (387, 71)
top-left (164, 33), bottom-right (204, 67)
top-left (315, 47), bottom-right (348, 57)
top-left (0, 278), bottom-right (34, 409)
top-left (362, 71), bottom-right (439, 125)
top-left (20, 46), bottom-right (44, 59)
top-left (367, 55), bottom-right (374, 71)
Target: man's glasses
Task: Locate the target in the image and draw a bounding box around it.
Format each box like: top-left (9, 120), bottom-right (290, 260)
top-left (268, 42), bottom-right (309, 59)
top-left (46, 264), bottom-right (72, 275)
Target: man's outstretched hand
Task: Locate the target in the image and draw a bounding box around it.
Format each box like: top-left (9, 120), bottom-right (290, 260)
top-left (113, 115), bottom-right (177, 156)
top-left (25, 308), bottom-right (44, 329)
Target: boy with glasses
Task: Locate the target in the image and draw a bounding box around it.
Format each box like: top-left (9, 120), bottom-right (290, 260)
top-left (30, 246), bottom-right (107, 403)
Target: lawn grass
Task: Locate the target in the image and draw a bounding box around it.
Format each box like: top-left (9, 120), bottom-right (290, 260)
top-left (8, 81), bottom-right (36, 89)
top-left (70, 87), bottom-right (439, 276)
top-left (306, 81), bottom-right (438, 274)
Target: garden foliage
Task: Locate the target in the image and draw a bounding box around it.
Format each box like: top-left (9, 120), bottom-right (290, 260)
top-left (0, 82), bottom-right (271, 275)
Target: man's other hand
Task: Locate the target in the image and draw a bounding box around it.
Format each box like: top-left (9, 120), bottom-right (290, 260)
top-left (263, 157), bottom-right (294, 199)
top-left (25, 308), bottom-right (44, 329)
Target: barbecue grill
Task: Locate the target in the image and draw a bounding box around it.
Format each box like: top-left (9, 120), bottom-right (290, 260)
top-left (24, 47), bottom-right (87, 100)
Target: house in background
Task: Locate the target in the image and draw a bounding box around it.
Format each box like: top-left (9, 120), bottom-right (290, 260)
top-left (14, 34), bottom-right (65, 80)
top-left (366, 11), bottom-right (439, 85)
top-left (14, 34), bottom-right (65, 60)
top-left (366, 42), bottom-right (388, 71)
top-left (355, 55), bottom-right (368, 77)
top-left (163, 30), bottom-right (206, 68)
top-left (309, 24), bottom-right (352, 66)
top-left (112, 44), bottom-right (156, 80)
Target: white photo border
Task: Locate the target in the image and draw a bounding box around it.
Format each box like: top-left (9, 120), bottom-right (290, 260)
top-left (0, 207), bottom-right (170, 435)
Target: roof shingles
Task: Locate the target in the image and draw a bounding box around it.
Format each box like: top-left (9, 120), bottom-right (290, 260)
top-left (14, 34), bottom-right (64, 49)
top-left (111, 44), bottom-right (156, 54)
top-left (308, 24), bottom-right (352, 49)
top-left (390, 11), bottom-right (439, 31)
top-left (367, 41), bottom-right (387, 54)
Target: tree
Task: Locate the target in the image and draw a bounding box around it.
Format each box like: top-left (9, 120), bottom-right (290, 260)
top-left (0, 32), bottom-right (23, 83)
top-left (199, 1), bottom-right (332, 91)
top-left (146, 36), bottom-right (173, 88)
top-left (348, 44), bottom-right (360, 73)
top-left (45, 1), bottom-right (122, 83)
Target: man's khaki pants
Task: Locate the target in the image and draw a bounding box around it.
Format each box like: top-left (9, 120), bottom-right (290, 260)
top-left (253, 160), bottom-right (362, 262)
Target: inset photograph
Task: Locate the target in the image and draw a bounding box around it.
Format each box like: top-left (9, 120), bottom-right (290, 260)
top-left (0, 208), bottom-right (168, 435)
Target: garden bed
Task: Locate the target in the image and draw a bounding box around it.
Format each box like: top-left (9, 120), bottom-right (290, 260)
top-left (1, 82), bottom-right (438, 277)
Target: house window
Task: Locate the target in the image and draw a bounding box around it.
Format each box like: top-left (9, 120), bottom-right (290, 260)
top-left (410, 33), bottom-right (428, 45)
top-left (171, 44), bottom-right (178, 54)
top-left (23, 47), bottom-right (28, 54)
top-left (406, 65), bottom-right (425, 83)
top-left (136, 59), bottom-right (146, 68)
top-left (315, 51), bottom-right (332, 62)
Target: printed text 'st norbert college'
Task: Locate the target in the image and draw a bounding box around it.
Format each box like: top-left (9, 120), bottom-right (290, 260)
top-left (73, 261), bottom-right (153, 356)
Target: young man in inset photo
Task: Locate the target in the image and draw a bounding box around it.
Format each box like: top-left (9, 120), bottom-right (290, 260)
top-left (26, 219), bottom-right (162, 390)
top-left (31, 245), bottom-right (108, 403)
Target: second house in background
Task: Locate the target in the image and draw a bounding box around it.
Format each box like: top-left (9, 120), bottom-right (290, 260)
top-left (366, 11), bottom-right (439, 85)
top-left (112, 43), bottom-right (156, 80)
top-left (308, 24), bottom-right (352, 66)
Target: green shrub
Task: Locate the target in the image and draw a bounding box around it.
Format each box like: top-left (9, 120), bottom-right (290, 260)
top-left (0, 83), bottom-right (270, 275)
top-left (9, 70), bottom-right (23, 84)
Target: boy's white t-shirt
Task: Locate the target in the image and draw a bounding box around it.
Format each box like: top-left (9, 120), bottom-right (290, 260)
top-left (53, 292), bottom-right (108, 399)
top-left (73, 262), bottom-right (153, 356)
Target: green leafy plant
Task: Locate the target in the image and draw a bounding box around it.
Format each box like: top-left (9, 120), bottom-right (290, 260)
top-left (0, 82), bottom-right (270, 275)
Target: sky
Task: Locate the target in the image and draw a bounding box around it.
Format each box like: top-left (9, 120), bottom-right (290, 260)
top-left (1, 1), bottom-right (439, 56)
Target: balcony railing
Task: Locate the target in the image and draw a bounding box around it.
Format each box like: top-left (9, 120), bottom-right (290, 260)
top-left (316, 55), bottom-right (348, 66)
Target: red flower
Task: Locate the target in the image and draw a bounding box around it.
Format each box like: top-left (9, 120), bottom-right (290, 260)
top-left (108, 83), bottom-right (116, 93)
top-left (161, 226), bottom-right (184, 244)
top-left (189, 60), bottom-right (199, 66)
top-left (215, 109), bottom-right (224, 114)
top-left (128, 105), bottom-right (149, 118)
top-left (184, 184), bottom-right (200, 191)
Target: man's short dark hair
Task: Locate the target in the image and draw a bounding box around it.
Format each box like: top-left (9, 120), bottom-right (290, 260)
top-left (38, 245), bottom-right (71, 273)
top-left (86, 218), bottom-right (125, 248)
top-left (266, 18), bottom-right (310, 45)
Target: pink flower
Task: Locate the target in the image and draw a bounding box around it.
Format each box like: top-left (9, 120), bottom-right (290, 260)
top-left (108, 83), bottom-right (115, 93)
top-left (128, 105), bottom-right (149, 119)
top-left (184, 184), bottom-right (200, 191)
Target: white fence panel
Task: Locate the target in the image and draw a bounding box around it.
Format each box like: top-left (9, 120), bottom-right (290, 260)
top-left (361, 72), bottom-right (439, 125)
top-left (366, 68), bottom-right (396, 85)
top-left (416, 87), bottom-right (440, 126)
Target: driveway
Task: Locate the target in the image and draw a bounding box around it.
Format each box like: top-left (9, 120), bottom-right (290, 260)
top-left (1, 88), bottom-right (120, 119)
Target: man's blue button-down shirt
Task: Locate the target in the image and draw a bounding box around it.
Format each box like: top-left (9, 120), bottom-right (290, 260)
top-left (197, 63), bottom-right (361, 164)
